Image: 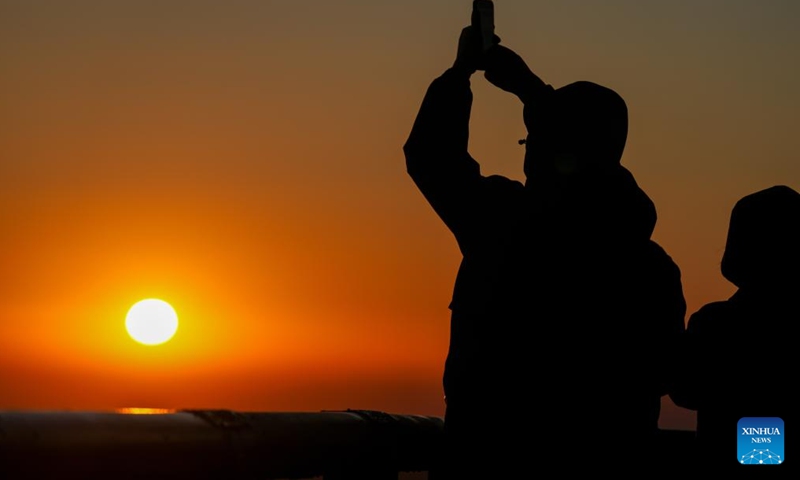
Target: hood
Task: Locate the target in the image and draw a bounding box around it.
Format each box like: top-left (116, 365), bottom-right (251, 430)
top-left (721, 185), bottom-right (800, 289)
top-left (523, 81), bottom-right (628, 181)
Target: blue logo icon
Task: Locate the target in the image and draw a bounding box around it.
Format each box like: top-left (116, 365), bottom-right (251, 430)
top-left (738, 417), bottom-right (784, 465)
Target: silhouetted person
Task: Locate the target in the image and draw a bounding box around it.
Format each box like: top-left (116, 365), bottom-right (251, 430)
top-left (671, 185), bottom-right (799, 472)
top-left (404, 26), bottom-right (686, 477)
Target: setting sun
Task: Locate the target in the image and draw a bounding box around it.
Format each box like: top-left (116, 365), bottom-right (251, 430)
top-left (125, 299), bottom-right (179, 346)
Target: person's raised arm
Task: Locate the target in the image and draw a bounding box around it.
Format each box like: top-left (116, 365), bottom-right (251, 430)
top-left (403, 27), bottom-right (486, 239)
top-left (484, 44), bottom-right (553, 107)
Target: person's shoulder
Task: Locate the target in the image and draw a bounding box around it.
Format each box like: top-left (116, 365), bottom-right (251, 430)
top-left (644, 240), bottom-right (675, 261)
top-left (484, 174), bottom-right (524, 189)
top-left (482, 175), bottom-right (526, 198)
top-left (686, 300), bottom-right (732, 333)
top-left (639, 240), bottom-right (682, 276)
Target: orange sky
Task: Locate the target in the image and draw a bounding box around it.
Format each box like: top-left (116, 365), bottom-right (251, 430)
top-left (1, 1), bottom-right (799, 430)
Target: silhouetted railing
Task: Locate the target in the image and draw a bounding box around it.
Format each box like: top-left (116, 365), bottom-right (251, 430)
top-left (0, 409), bottom-right (696, 478)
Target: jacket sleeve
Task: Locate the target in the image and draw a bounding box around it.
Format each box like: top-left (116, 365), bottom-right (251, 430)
top-left (403, 67), bottom-right (485, 243)
top-left (668, 303), bottom-right (721, 411)
top-left (654, 259), bottom-right (688, 398)
top-left (634, 245), bottom-right (687, 400)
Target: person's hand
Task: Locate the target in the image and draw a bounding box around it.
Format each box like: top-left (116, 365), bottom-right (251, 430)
top-left (453, 26), bottom-right (482, 74)
top-left (483, 45), bottom-right (540, 101)
top-left (453, 26), bottom-right (501, 74)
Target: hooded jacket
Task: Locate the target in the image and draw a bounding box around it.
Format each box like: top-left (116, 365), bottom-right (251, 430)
top-left (670, 185), bottom-right (799, 467)
top-left (404, 67), bottom-right (686, 437)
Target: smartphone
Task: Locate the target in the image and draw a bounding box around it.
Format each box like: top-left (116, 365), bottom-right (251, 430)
top-left (472, 0), bottom-right (495, 52)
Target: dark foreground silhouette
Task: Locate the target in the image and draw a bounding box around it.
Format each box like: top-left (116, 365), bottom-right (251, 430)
top-left (404, 25), bottom-right (686, 477)
top-left (671, 185), bottom-right (799, 473)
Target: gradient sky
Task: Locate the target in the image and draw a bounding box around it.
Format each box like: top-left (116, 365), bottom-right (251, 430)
top-left (1, 0), bottom-right (798, 430)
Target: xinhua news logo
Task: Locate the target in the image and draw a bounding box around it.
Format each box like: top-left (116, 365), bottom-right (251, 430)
top-left (738, 417), bottom-right (784, 465)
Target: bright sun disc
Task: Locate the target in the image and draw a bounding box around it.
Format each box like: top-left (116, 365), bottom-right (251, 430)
top-left (125, 299), bottom-right (178, 345)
